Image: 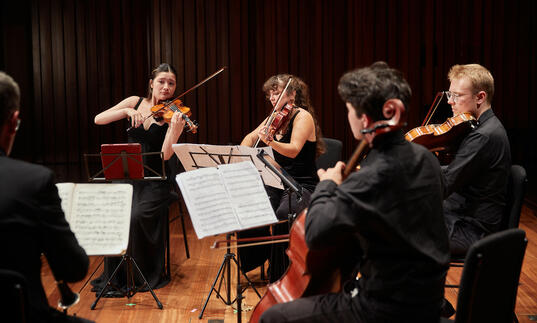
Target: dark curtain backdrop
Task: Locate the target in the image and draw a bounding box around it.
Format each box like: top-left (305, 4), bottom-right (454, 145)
top-left (1, 0), bottom-right (536, 194)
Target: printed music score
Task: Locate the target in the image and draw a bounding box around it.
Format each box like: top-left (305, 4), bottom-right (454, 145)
top-left (172, 143), bottom-right (284, 189)
top-left (176, 161), bottom-right (277, 239)
top-left (56, 183), bottom-right (132, 256)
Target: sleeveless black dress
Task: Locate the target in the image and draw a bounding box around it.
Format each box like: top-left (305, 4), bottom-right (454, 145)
top-left (91, 97), bottom-right (171, 295)
top-left (239, 110), bottom-right (319, 283)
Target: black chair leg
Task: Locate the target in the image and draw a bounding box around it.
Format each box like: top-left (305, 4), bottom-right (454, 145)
top-left (180, 211), bottom-right (190, 259)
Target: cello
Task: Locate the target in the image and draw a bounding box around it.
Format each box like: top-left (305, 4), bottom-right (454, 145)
top-left (249, 99), bottom-right (406, 322)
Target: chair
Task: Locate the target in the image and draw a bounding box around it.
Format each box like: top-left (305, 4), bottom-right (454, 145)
top-left (500, 165), bottom-right (527, 230)
top-left (316, 138), bottom-right (343, 170)
top-left (440, 228), bottom-right (527, 323)
top-left (0, 269), bottom-right (29, 323)
top-left (448, 164), bottom-right (528, 272)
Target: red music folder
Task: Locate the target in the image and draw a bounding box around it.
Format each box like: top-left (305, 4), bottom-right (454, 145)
top-left (101, 143), bottom-right (144, 180)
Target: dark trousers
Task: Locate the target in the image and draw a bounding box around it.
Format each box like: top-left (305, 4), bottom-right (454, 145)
top-left (259, 291), bottom-right (361, 323)
top-left (445, 215), bottom-right (485, 256)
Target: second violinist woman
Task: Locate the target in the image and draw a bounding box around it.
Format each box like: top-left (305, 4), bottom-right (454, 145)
top-left (91, 63), bottom-right (186, 296)
top-left (240, 74), bottom-right (324, 283)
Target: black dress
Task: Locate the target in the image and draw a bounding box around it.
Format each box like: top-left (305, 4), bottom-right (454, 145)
top-left (239, 110), bottom-right (319, 283)
top-left (92, 98), bottom-right (171, 295)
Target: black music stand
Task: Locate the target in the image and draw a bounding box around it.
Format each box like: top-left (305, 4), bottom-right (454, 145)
top-left (83, 143), bottom-right (164, 310)
top-left (256, 150), bottom-right (304, 225)
top-left (192, 148), bottom-right (263, 322)
top-left (201, 150), bottom-right (304, 321)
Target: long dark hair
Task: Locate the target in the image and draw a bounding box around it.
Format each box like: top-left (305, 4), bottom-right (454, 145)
top-left (146, 63), bottom-right (178, 99)
top-left (262, 74), bottom-right (325, 157)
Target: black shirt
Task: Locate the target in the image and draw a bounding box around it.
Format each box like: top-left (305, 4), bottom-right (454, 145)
top-left (442, 108), bottom-right (511, 237)
top-left (305, 130), bottom-right (449, 320)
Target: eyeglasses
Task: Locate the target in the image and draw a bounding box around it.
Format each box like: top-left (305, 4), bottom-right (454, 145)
top-left (444, 91), bottom-right (473, 103)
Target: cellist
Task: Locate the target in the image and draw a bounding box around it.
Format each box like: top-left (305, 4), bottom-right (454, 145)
top-left (259, 62), bottom-right (450, 322)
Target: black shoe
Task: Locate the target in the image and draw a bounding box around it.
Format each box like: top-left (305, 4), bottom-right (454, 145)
top-left (441, 298), bottom-right (456, 318)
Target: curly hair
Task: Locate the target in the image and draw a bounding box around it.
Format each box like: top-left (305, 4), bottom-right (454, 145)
top-left (338, 61), bottom-right (411, 121)
top-left (262, 74), bottom-right (325, 156)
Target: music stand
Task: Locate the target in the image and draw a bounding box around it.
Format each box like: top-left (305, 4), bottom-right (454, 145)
top-left (84, 143), bottom-right (167, 181)
top-left (84, 143), bottom-right (164, 310)
top-left (188, 148), bottom-right (263, 322)
top-left (201, 151), bottom-right (303, 321)
top-left (256, 150), bottom-right (304, 224)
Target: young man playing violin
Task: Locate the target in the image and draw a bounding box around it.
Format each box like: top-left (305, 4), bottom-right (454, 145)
top-left (259, 62), bottom-right (450, 323)
top-left (442, 64), bottom-right (511, 256)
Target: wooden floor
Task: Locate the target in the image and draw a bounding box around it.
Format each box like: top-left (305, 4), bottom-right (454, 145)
top-left (41, 203), bottom-right (537, 322)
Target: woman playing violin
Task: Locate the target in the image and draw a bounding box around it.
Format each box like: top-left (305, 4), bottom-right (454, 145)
top-left (92, 63), bottom-right (185, 295)
top-left (239, 74), bottom-right (324, 283)
top-left (259, 62), bottom-right (450, 323)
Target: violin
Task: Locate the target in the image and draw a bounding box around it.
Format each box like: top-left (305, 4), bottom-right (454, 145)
top-left (266, 103), bottom-right (294, 139)
top-left (150, 98), bottom-right (198, 133)
top-left (126, 66), bottom-right (227, 132)
top-left (250, 99), bottom-right (406, 323)
top-left (404, 91), bottom-right (478, 162)
top-left (405, 112), bottom-right (477, 152)
top-left (253, 78), bottom-right (294, 148)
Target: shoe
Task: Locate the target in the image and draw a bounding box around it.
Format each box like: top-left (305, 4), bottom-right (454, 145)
top-left (441, 298), bottom-right (456, 318)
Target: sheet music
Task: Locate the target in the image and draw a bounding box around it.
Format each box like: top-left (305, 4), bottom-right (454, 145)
top-left (56, 183), bottom-right (75, 224)
top-left (219, 162), bottom-right (278, 228)
top-left (176, 167), bottom-right (241, 239)
top-left (234, 146), bottom-right (284, 189)
top-left (56, 183), bottom-right (133, 256)
top-left (176, 161), bottom-right (277, 239)
top-left (172, 143), bottom-right (283, 189)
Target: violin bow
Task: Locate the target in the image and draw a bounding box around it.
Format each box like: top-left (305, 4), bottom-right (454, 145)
top-left (421, 91), bottom-right (445, 126)
top-left (211, 234), bottom-right (290, 249)
top-left (253, 77), bottom-right (293, 148)
top-left (127, 66), bottom-right (228, 131)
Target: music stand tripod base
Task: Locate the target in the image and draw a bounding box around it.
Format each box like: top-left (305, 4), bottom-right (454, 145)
top-left (90, 254), bottom-right (163, 310)
top-left (198, 237), bottom-right (261, 321)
